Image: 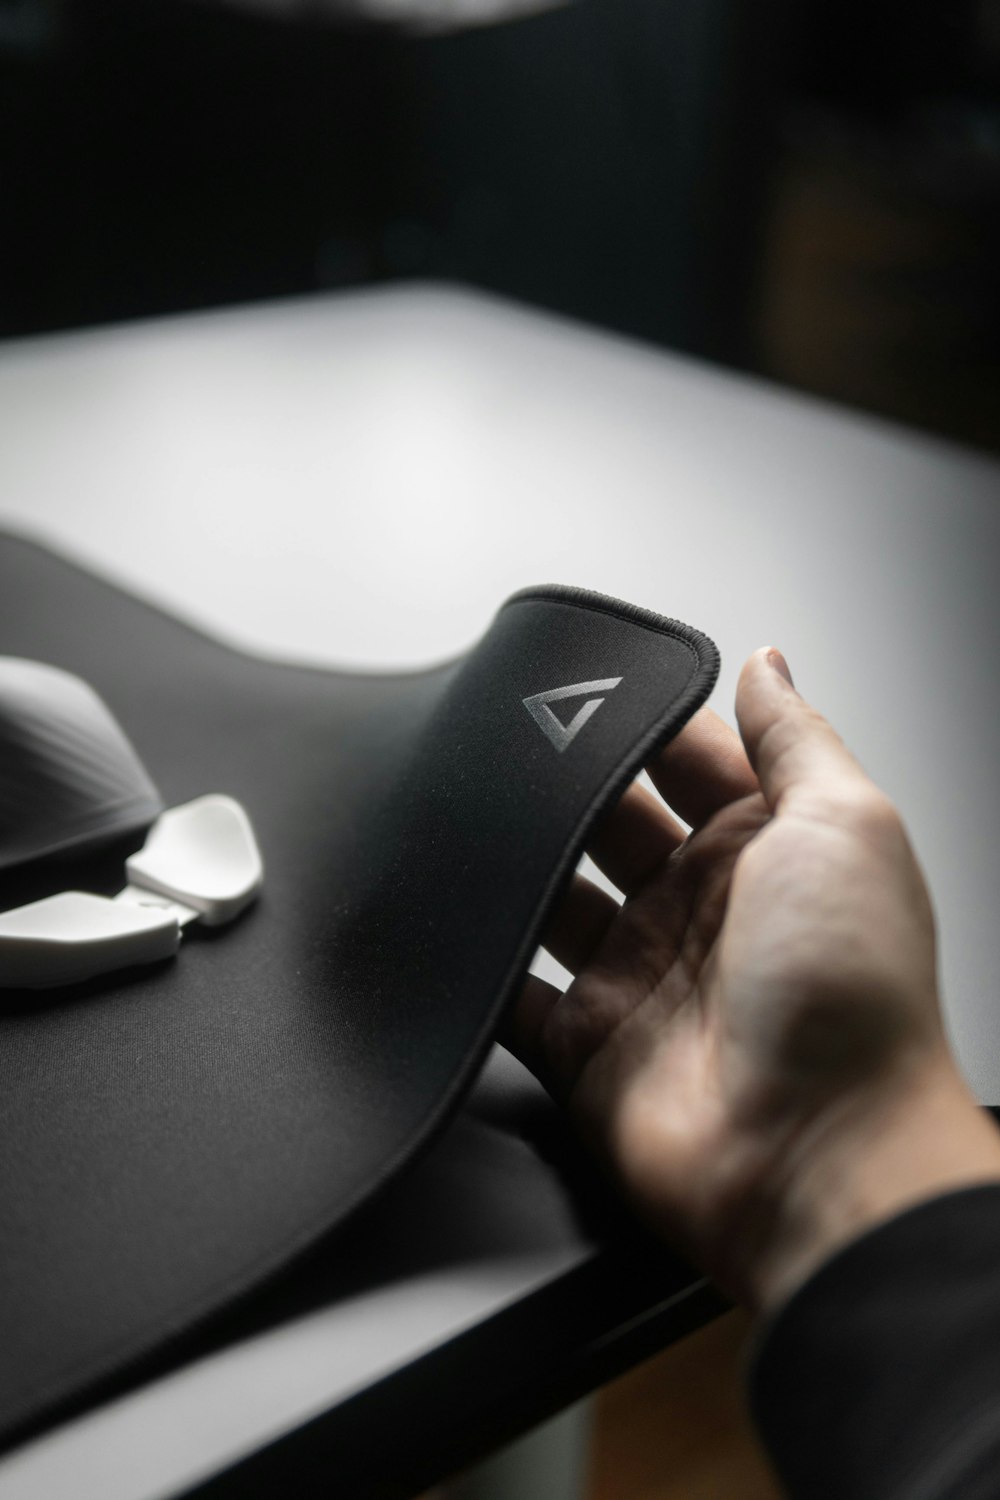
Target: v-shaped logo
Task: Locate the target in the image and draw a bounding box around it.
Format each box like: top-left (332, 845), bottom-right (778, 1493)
top-left (522, 677), bottom-right (623, 754)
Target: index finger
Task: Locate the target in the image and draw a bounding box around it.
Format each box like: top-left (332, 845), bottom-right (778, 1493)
top-left (646, 706), bottom-right (758, 828)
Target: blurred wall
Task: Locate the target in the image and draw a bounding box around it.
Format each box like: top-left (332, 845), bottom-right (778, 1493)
top-left (0, 0), bottom-right (780, 363)
top-left (1, 0), bottom-right (996, 450)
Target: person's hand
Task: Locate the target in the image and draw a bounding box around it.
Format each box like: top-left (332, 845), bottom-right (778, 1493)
top-left (506, 649), bottom-right (1000, 1310)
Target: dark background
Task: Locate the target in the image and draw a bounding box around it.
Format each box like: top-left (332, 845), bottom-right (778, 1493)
top-left (2, 0), bottom-right (998, 451)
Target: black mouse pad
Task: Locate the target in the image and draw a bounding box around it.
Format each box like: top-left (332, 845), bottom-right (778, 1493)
top-left (0, 532), bottom-right (718, 1449)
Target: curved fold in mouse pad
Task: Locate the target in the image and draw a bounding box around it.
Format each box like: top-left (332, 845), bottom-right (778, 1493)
top-left (0, 532), bottom-right (719, 1449)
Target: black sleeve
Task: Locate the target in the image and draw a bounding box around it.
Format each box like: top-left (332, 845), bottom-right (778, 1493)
top-left (747, 1185), bottom-right (1000, 1500)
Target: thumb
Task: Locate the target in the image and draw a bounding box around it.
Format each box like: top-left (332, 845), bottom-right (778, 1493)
top-left (736, 649), bottom-right (871, 813)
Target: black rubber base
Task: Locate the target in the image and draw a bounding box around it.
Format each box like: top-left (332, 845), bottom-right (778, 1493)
top-left (0, 532), bottom-right (718, 1449)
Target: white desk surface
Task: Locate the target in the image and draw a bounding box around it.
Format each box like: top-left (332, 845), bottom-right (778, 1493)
top-left (1, 283), bottom-right (999, 1496)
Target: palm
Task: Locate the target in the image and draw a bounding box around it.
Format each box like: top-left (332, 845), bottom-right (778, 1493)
top-left (509, 682), bottom-right (941, 1287)
top-left (554, 793), bottom-right (774, 1261)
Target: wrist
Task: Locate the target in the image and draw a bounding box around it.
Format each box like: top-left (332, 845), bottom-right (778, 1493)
top-left (732, 1055), bottom-right (1000, 1313)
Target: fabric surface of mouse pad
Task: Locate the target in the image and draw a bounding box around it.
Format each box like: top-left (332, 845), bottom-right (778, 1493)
top-left (0, 532), bottom-right (719, 1449)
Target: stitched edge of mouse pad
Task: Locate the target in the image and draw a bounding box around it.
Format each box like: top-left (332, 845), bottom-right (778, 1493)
top-left (0, 533), bottom-right (719, 1446)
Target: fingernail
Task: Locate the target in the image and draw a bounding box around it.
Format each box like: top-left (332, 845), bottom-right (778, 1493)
top-left (766, 648), bottom-right (794, 687)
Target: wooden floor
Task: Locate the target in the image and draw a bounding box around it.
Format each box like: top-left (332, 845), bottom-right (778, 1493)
top-left (586, 1310), bottom-right (780, 1500)
top-left (427, 1309), bottom-right (783, 1500)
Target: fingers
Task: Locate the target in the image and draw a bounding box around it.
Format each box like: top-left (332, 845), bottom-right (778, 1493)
top-left (499, 972), bottom-right (561, 1095)
top-left (541, 870), bottom-right (619, 972)
top-left (646, 708), bottom-right (758, 828)
top-left (736, 648), bottom-right (872, 813)
top-left (586, 780), bottom-right (687, 893)
top-left (532, 782), bottom-right (687, 1036)
top-left (586, 710), bottom-right (758, 898)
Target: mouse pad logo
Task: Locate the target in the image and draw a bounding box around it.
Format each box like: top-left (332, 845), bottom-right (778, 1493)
top-left (522, 677), bottom-right (623, 753)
